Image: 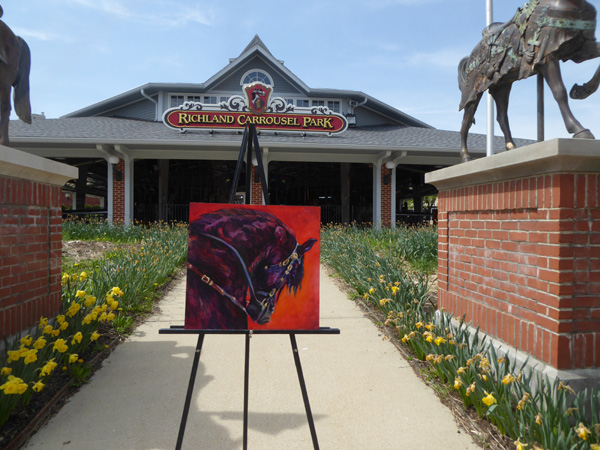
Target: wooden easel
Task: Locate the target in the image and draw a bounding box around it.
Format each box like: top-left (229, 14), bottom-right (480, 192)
top-left (161, 125), bottom-right (340, 449)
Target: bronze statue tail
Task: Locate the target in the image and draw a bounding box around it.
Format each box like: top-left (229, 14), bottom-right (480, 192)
top-left (457, 57), bottom-right (469, 94)
top-left (13, 36), bottom-right (31, 124)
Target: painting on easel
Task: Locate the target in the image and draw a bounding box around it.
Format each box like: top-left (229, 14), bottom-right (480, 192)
top-left (185, 203), bottom-right (320, 330)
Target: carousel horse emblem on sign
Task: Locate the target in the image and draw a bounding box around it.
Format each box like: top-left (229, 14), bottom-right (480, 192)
top-left (244, 82), bottom-right (272, 115)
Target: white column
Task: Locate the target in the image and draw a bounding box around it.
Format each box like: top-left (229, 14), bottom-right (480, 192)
top-left (372, 161), bottom-right (382, 229)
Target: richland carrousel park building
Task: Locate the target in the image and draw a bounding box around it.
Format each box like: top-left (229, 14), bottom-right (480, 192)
top-left (3, 34), bottom-right (600, 392)
top-left (6, 35), bottom-right (519, 228)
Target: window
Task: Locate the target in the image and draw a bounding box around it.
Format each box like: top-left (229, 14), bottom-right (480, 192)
top-left (241, 70), bottom-right (273, 86)
top-left (188, 96), bottom-right (202, 103)
top-left (327, 101), bottom-right (340, 113)
top-left (296, 99), bottom-right (309, 107)
top-left (312, 100), bottom-right (325, 107)
top-left (203, 96), bottom-right (217, 104)
top-left (219, 96), bottom-right (229, 103)
top-left (285, 98), bottom-right (295, 106)
top-left (170, 95), bottom-right (184, 107)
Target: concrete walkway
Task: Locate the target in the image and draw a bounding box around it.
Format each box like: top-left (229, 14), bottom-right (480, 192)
top-left (25, 267), bottom-right (479, 450)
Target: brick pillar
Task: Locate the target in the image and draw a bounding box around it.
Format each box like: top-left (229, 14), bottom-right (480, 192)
top-left (250, 166), bottom-right (264, 205)
top-left (426, 139), bottom-right (600, 371)
top-left (381, 165), bottom-right (392, 228)
top-left (0, 147), bottom-right (77, 339)
top-left (113, 159), bottom-right (125, 223)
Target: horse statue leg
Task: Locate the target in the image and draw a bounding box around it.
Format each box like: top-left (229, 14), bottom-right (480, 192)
top-left (489, 83), bottom-right (517, 151)
top-left (541, 57), bottom-right (595, 139)
top-left (459, 92), bottom-right (482, 162)
top-left (0, 85), bottom-right (11, 146)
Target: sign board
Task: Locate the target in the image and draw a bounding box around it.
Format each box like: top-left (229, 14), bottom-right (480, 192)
top-left (163, 82), bottom-right (348, 134)
top-left (185, 203), bottom-right (320, 330)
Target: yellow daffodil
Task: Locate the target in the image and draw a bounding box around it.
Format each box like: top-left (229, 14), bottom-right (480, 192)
top-left (22, 349), bottom-right (38, 365)
top-left (51, 329), bottom-right (60, 337)
top-left (20, 335), bottom-right (33, 347)
top-left (33, 337), bottom-right (47, 350)
top-left (59, 321), bottom-right (69, 331)
top-left (0, 376), bottom-right (28, 394)
top-left (479, 358), bottom-right (491, 371)
top-left (497, 357), bottom-right (507, 364)
top-left (517, 393), bottom-right (530, 410)
top-left (425, 322), bottom-right (434, 331)
top-left (68, 354), bottom-right (79, 364)
top-left (391, 286), bottom-right (399, 295)
top-left (40, 359), bottom-right (57, 377)
top-left (466, 383), bottom-right (476, 397)
top-left (502, 374), bottom-right (515, 385)
top-left (56, 315), bottom-right (66, 324)
top-left (425, 335), bottom-right (433, 343)
top-left (535, 414), bottom-right (542, 425)
top-left (434, 337), bottom-right (447, 346)
top-left (52, 339), bottom-right (68, 353)
top-left (84, 295), bottom-right (97, 307)
top-left (482, 392), bottom-right (497, 407)
top-left (82, 314), bottom-right (92, 325)
top-left (111, 286), bottom-right (124, 297)
top-left (38, 316), bottom-right (49, 329)
top-left (514, 439), bottom-right (527, 450)
top-left (75, 290), bottom-right (86, 298)
top-left (415, 321), bottom-right (424, 329)
top-left (7, 350), bottom-right (21, 362)
top-left (99, 312), bottom-right (108, 322)
top-left (32, 381), bottom-right (45, 392)
top-left (379, 298), bottom-right (392, 306)
top-left (590, 444), bottom-right (600, 450)
top-left (72, 332), bottom-right (83, 344)
top-left (368, 287), bottom-right (375, 295)
top-left (1, 367), bottom-right (12, 376)
top-left (401, 334), bottom-right (410, 343)
top-left (454, 378), bottom-right (463, 390)
top-left (42, 324), bottom-right (54, 335)
top-left (61, 273), bottom-right (70, 285)
top-left (79, 271), bottom-right (87, 281)
top-left (576, 423), bottom-right (591, 440)
top-left (66, 302), bottom-right (82, 317)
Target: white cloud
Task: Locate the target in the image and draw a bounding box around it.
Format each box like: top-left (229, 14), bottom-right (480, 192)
top-left (65, 0), bottom-right (214, 27)
top-left (11, 27), bottom-right (62, 42)
top-left (406, 47), bottom-right (472, 70)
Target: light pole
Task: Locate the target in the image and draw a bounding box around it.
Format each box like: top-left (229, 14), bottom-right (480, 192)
top-left (486, 0), bottom-right (494, 157)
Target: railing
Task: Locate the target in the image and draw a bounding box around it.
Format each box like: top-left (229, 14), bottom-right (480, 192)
top-left (134, 204), bottom-right (375, 225)
top-left (62, 209), bottom-right (108, 220)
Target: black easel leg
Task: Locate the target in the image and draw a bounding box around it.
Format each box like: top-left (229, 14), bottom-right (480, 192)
top-left (243, 333), bottom-right (251, 450)
top-left (289, 334), bottom-right (320, 450)
top-left (176, 334), bottom-right (205, 450)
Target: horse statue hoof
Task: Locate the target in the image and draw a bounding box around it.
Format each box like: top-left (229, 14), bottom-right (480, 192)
top-left (461, 155), bottom-right (473, 163)
top-left (573, 129), bottom-right (595, 140)
top-left (570, 83), bottom-right (594, 100)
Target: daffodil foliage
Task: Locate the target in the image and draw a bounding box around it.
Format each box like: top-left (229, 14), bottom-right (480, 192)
top-left (321, 224), bottom-right (600, 450)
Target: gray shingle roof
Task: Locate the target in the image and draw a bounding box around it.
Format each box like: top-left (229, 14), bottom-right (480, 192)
top-left (9, 117), bottom-right (533, 154)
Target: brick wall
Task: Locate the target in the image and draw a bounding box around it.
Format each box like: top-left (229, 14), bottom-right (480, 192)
top-left (429, 140), bottom-right (600, 370)
top-left (113, 159), bottom-right (125, 222)
top-left (381, 165), bottom-right (392, 227)
top-left (0, 147), bottom-right (77, 340)
top-left (250, 166), bottom-right (263, 205)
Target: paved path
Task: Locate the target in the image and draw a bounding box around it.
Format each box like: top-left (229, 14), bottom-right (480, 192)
top-left (25, 267), bottom-right (479, 450)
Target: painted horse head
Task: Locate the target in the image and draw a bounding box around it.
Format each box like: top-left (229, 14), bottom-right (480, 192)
top-left (186, 208), bottom-right (317, 329)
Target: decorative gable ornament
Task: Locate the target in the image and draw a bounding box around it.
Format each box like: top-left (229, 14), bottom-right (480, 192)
top-left (163, 82), bottom-right (348, 134)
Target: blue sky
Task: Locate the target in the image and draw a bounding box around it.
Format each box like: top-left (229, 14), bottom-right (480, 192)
top-left (5, 0), bottom-right (600, 141)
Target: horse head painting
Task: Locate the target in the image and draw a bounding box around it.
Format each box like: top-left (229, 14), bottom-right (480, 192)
top-left (0, 6), bottom-right (31, 146)
top-left (458, 0), bottom-right (600, 162)
top-left (185, 206), bottom-right (319, 330)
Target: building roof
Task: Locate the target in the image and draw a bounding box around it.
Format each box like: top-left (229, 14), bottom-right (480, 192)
top-left (9, 116), bottom-right (532, 166)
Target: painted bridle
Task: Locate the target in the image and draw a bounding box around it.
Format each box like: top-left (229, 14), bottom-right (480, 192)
top-left (187, 231), bottom-right (303, 322)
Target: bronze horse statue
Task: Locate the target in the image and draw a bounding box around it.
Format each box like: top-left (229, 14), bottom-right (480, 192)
top-left (0, 6), bottom-right (31, 146)
top-left (458, 0), bottom-right (598, 162)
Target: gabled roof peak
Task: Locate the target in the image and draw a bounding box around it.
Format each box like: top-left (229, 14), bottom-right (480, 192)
top-left (240, 34), bottom-right (273, 57)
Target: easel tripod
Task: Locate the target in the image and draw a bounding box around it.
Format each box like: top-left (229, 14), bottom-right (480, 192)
top-left (160, 124), bottom-right (340, 449)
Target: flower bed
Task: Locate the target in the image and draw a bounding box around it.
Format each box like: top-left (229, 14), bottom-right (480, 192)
top-left (322, 224), bottom-right (600, 450)
top-left (0, 220), bottom-right (188, 445)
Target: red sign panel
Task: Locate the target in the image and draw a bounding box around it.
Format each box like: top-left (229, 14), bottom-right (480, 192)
top-left (164, 110), bottom-right (348, 133)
